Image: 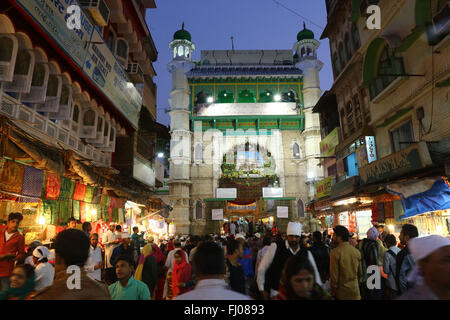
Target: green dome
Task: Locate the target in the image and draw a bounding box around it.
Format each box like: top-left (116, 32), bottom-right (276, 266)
top-left (173, 23), bottom-right (191, 41)
top-left (297, 23), bottom-right (314, 41)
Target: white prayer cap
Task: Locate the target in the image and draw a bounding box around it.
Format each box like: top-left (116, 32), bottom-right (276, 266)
top-left (121, 233), bottom-right (131, 239)
top-left (254, 233), bottom-right (261, 239)
top-left (33, 246), bottom-right (51, 262)
top-left (235, 233), bottom-right (246, 240)
top-left (109, 222), bottom-right (116, 226)
top-left (287, 222), bottom-right (302, 236)
top-left (409, 235), bottom-right (450, 261)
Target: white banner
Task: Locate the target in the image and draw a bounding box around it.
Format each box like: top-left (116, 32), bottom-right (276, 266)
top-left (216, 188), bottom-right (237, 199)
top-left (263, 187), bottom-right (284, 198)
top-left (277, 206), bottom-right (289, 218)
top-left (212, 209), bottom-right (224, 221)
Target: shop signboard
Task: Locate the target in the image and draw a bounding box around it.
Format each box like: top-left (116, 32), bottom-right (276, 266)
top-left (277, 206), bottom-right (289, 218)
top-left (365, 136), bottom-right (377, 164)
top-left (330, 176), bottom-right (359, 199)
top-left (263, 187), bottom-right (283, 198)
top-left (216, 188), bottom-right (237, 199)
top-left (226, 202), bottom-right (257, 213)
top-left (212, 209), bottom-right (224, 220)
top-left (320, 127), bottom-right (339, 157)
top-left (359, 142), bottom-right (433, 184)
top-left (315, 176), bottom-right (333, 199)
top-left (15, 0), bottom-right (142, 129)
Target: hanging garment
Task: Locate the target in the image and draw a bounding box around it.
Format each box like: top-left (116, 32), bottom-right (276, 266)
top-left (0, 160), bottom-right (25, 193)
top-left (73, 183), bottom-right (87, 201)
top-left (84, 186), bottom-right (94, 203)
top-left (45, 172), bottom-right (61, 200)
top-left (58, 177), bottom-right (75, 200)
top-left (20, 166), bottom-right (44, 203)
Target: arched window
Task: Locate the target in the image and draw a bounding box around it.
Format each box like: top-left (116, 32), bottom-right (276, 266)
top-left (194, 143), bottom-right (203, 162)
top-left (332, 53), bottom-right (340, 76)
top-left (282, 90), bottom-right (296, 102)
top-left (116, 39), bottom-right (128, 59)
top-left (301, 47), bottom-right (306, 57)
top-left (31, 64), bottom-right (46, 87)
top-left (306, 47), bottom-right (312, 56)
top-left (293, 142), bottom-right (301, 159)
top-left (351, 24), bottom-right (360, 50)
top-left (297, 199), bottom-right (305, 218)
top-left (0, 36), bottom-right (14, 62)
top-left (195, 201), bottom-right (203, 220)
top-left (344, 33), bottom-right (352, 59)
top-left (237, 89), bottom-right (256, 103)
top-left (259, 89), bottom-right (273, 103)
top-left (338, 43), bottom-right (346, 70)
top-left (83, 109), bottom-right (96, 126)
top-left (97, 116), bottom-right (103, 133)
top-left (72, 105), bottom-right (80, 123)
top-left (217, 90), bottom-right (234, 103)
top-left (14, 50), bottom-right (31, 75)
top-left (108, 28), bottom-right (116, 52)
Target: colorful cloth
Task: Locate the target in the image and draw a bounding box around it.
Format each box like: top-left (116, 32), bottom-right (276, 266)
top-left (20, 166), bottom-right (44, 203)
top-left (73, 183), bottom-right (86, 201)
top-left (112, 208), bottom-right (119, 223)
top-left (80, 201), bottom-right (87, 222)
top-left (59, 200), bottom-right (72, 224)
top-left (101, 195), bottom-right (111, 207)
top-left (58, 177), bottom-right (75, 200)
top-left (84, 186), bottom-right (94, 203)
top-left (42, 200), bottom-right (59, 226)
top-left (73, 200), bottom-right (80, 220)
top-left (0, 160), bottom-right (25, 193)
top-left (45, 172), bottom-right (61, 200)
top-left (91, 188), bottom-right (102, 204)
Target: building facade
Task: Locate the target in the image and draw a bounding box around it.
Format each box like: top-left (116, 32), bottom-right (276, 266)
top-left (167, 24), bottom-right (324, 235)
top-left (314, 0), bottom-right (450, 238)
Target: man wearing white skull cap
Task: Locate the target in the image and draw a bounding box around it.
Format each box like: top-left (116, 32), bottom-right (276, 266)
top-left (256, 222), bottom-right (322, 299)
top-left (32, 246), bottom-right (55, 291)
top-left (398, 235), bottom-right (450, 300)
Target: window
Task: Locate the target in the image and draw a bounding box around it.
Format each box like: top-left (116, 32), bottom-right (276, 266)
top-left (14, 51), bottom-right (31, 75)
top-left (116, 39), bottom-right (128, 60)
top-left (0, 37), bottom-right (14, 62)
top-left (351, 24), bottom-right (360, 50)
top-left (293, 142), bottom-right (301, 159)
top-left (108, 28), bottom-right (116, 52)
top-left (391, 121), bottom-right (414, 153)
top-left (97, 116), bottom-right (103, 133)
top-left (72, 105), bottom-right (80, 123)
top-left (195, 201), bottom-right (203, 220)
top-left (194, 143), bottom-right (203, 162)
top-left (31, 64), bottom-right (46, 86)
top-left (338, 43), bottom-right (346, 70)
top-left (297, 199), bottom-right (304, 218)
top-left (344, 33), bottom-right (352, 60)
top-left (83, 109), bottom-right (96, 126)
top-left (345, 152), bottom-right (358, 178)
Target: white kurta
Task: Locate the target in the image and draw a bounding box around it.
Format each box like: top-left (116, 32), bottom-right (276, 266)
top-left (102, 230), bottom-right (117, 269)
top-left (34, 262), bottom-right (55, 291)
top-left (85, 246), bottom-right (103, 281)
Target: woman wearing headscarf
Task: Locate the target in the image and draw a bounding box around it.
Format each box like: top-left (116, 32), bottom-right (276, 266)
top-left (171, 250), bottom-right (192, 299)
top-left (0, 264), bottom-right (36, 300)
top-left (275, 255), bottom-right (331, 300)
top-left (151, 244), bottom-right (166, 300)
top-left (32, 246), bottom-right (55, 291)
top-left (134, 244), bottom-right (157, 298)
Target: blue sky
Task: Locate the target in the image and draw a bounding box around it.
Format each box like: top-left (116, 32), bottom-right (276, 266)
top-left (146, 0), bottom-right (332, 126)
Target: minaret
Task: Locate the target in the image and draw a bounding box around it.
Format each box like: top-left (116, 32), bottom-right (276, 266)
top-left (294, 23), bottom-right (324, 200)
top-left (167, 23), bottom-right (196, 234)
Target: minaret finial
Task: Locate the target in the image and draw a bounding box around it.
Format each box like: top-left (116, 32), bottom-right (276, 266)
top-left (231, 36), bottom-right (235, 51)
top-left (303, 21), bottom-right (306, 29)
top-left (182, 22), bottom-right (185, 30)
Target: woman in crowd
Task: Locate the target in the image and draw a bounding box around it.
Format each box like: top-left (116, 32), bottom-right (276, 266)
top-left (151, 244), bottom-right (167, 300)
top-left (0, 264), bottom-right (36, 300)
top-left (171, 250), bottom-right (192, 299)
top-left (32, 246), bottom-right (55, 291)
top-left (135, 244), bottom-right (157, 298)
top-left (275, 255), bottom-right (331, 300)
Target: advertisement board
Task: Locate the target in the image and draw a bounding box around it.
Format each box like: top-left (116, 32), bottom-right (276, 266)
top-left (212, 209), bottom-right (224, 220)
top-left (277, 206), bottom-right (289, 218)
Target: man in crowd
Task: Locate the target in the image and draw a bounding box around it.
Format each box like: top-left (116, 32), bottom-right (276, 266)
top-left (383, 234), bottom-right (401, 299)
top-left (131, 226), bottom-right (144, 262)
top-left (329, 225), bottom-right (362, 300)
top-left (110, 233), bottom-right (136, 269)
top-left (189, 236), bottom-right (204, 265)
top-left (257, 222), bottom-right (322, 299)
top-left (82, 222), bottom-right (92, 238)
top-left (235, 233), bottom-right (254, 295)
top-left (67, 217), bottom-right (77, 229)
top-left (109, 255), bottom-right (150, 300)
top-left (102, 222), bottom-right (120, 284)
top-left (308, 231), bottom-right (330, 284)
top-left (174, 241), bottom-right (251, 300)
top-left (399, 235), bottom-right (450, 300)
top-left (248, 233), bottom-right (262, 271)
top-left (225, 239), bottom-right (246, 294)
top-left (377, 225), bottom-right (388, 247)
top-left (32, 229), bottom-right (110, 299)
top-left (85, 233), bottom-right (103, 281)
top-left (0, 212), bottom-right (25, 291)
top-left (395, 224), bottom-right (418, 295)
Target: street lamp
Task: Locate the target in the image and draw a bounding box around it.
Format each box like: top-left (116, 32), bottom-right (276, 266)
top-left (274, 94), bottom-right (281, 102)
top-left (157, 152), bottom-right (164, 158)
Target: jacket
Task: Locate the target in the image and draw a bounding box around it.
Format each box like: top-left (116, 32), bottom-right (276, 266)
top-left (0, 226), bottom-right (25, 277)
top-left (238, 246), bottom-right (254, 278)
top-left (395, 246), bottom-right (416, 294)
top-left (330, 242), bottom-right (363, 300)
top-left (32, 268), bottom-right (110, 300)
top-left (309, 242), bottom-right (330, 282)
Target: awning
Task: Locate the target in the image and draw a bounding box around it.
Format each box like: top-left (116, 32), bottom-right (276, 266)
top-left (386, 177), bottom-right (450, 218)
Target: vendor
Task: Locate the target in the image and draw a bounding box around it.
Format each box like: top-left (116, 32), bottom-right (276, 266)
top-left (32, 246), bottom-right (54, 291)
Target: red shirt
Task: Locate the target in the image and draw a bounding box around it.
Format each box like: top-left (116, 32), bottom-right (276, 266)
top-left (0, 226), bottom-right (25, 277)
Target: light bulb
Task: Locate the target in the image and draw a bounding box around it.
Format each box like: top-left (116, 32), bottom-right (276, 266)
top-left (274, 94), bottom-right (281, 101)
top-left (38, 216), bottom-right (46, 225)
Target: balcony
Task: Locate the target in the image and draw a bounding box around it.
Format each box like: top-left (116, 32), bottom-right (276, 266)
top-left (369, 57), bottom-right (406, 102)
top-left (0, 93), bottom-right (112, 167)
top-left (136, 134), bottom-right (156, 163)
top-left (127, 63), bottom-right (144, 83)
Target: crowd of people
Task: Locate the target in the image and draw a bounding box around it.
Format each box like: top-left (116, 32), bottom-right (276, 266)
top-left (0, 211), bottom-right (449, 300)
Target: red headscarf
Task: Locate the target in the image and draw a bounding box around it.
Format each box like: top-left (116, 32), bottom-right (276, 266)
top-left (167, 239), bottom-right (175, 252)
top-left (171, 249), bottom-right (191, 298)
top-left (151, 244), bottom-right (166, 264)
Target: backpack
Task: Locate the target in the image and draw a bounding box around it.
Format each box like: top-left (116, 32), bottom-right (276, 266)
top-left (361, 238), bottom-right (379, 268)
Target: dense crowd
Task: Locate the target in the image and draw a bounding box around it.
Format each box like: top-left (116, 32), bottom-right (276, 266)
top-left (0, 212), bottom-right (449, 300)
